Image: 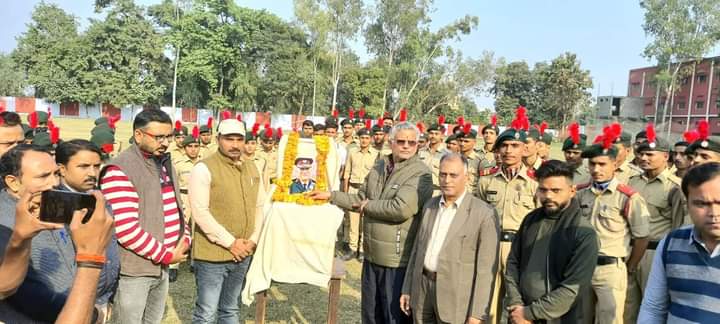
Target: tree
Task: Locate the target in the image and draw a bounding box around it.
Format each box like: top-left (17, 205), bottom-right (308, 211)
top-left (536, 52), bottom-right (593, 127)
top-left (0, 53), bottom-right (26, 96)
top-left (84, 0), bottom-right (168, 107)
top-left (492, 61), bottom-right (537, 124)
top-left (13, 3), bottom-right (87, 103)
top-left (641, 0), bottom-right (720, 135)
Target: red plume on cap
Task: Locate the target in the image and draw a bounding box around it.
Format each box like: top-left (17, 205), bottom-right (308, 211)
top-left (101, 144), bottom-right (114, 154)
top-left (463, 122), bottom-right (472, 135)
top-left (491, 114), bottom-right (497, 127)
top-left (276, 127), bottom-right (283, 138)
top-left (50, 126), bottom-right (60, 145)
top-left (456, 116), bottom-right (465, 128)
top-left (646, 123), bottom-right (657, 144)
top-left (332, 109), bottom-right (339, 118)
top-left (264, 123), bottom-right (273, 138)
top-left (251, 123), bottom-right (260, 137)
top-left (698, 120), bottom-right (709, 140)
top-left (568, 122), bottom-right (580, 145)
top-left (539, 121), bottom-right (548, 136)
top-left (29, 111), bottom-right (38, 129)
top-left (600, 125), bottom-right (619, 150)
top-left (399, 108), bottom-right (408, 122)
top-left (109, 114), bottom-right (120, 130)
top-left (175, 120), bottom-right (182, 131)
top-left (359, 108), bottom-right (366, 119)
top-left (236, 113), bottom-right (243, 122)
top-left (438, 115), bottom-right (445, 126)
top-left (378, 117), bottom-right (384, 127)
top-left (207, 117), bottom-right (214, 130)
top-left (221, 110), bottom-right (232, 121)
top-left (192, 125), bottom-right (200, 139)
top-left (47, 120), bottom-right (55, 131)
top-left (365, 119), bottom-right (372, 129)
top-left (416, 122), bottom-right (425, 133)
top-left (349, 108), bottom-right (355, 119)
top-left (684, 130), bottom-right (700, 143)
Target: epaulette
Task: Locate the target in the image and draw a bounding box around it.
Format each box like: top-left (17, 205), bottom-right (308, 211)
top-left (616, 183), bottom-right (637, 197)
top-left (576, 182), bottom-right (591, 190)
top-left (526, 168), bottom-right (536, 180)
top-left (479, 166), bottom-right (500, 176)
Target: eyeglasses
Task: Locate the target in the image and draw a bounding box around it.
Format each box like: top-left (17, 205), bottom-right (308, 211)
top-left (140, 130), bottom-right (174, 142)
top-left (394, 139), bottom-right (418, 146)
top-left (0, 139), bottom-right (25, 146)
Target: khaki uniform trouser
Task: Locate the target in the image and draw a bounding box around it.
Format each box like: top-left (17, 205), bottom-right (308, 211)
top-left (344, 185), bottom-right (363, 252)
top-left (624, 249), bottom-right (654, 324)
top-left (592, 259), bottom-right (627, 324)
top-left (170, 192), bottom-right (191, 270)
top-left (489, 240), bottom-right (511, 324)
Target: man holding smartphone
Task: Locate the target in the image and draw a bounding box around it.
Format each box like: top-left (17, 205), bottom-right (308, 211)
top-left (0, 143), bottom-right (117, 323)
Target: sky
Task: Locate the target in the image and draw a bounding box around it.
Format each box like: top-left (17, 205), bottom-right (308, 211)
top-left (3, 0), bottom-right (712, 109)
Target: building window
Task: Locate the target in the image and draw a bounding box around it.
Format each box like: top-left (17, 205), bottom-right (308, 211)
top-left (698, 74), bottom-right (707, 83)
top-left (697, 101), bottom-right (705, 109)
top-left (630, 82), bottom-right (640, 93)
top-left (678, 102), bottom-right (686, 109)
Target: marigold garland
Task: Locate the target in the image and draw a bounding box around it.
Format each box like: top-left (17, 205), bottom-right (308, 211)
top-left (272, 132), bottom-right (330, 205)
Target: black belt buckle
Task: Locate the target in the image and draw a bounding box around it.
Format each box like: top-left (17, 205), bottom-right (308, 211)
top-left (647, 241), bottom-right (659, 250)
top-left (180, 189), bottom-right (188, 194)
top-left (597, 255), bottom-right (618, 266)
top-left (500, 230), bottom-right (516, 242)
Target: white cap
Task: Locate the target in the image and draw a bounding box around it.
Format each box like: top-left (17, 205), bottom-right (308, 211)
top-left (217, 119), bottom-right (246, 136)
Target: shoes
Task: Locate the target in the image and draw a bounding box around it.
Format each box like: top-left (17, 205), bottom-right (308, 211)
top-left (168, 269), bottom-right (178, 283)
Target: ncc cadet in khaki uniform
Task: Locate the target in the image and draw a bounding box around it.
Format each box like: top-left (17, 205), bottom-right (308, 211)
top-left (445, 133), bottom-right (460, 154)
top-left (613, 131), bottom-right (643, 184)
top-left (672, 139), bottom-right (692, 178)
top-left (535, 127), bottom-right (553, 161)
top-left (243, 123), bottom-right (270, 186)
top-left (523, 126), bottom-right (544, 171)
top-left (339, 128), bottom-right (376, 260)
top-left (688, 134), bottom-right (720, 166)
top-left (576, 132), bottom-right (650, 324)
top-left (371, 124), bottom-right (392, 156)
top-left (477, 126), bottom-right (538, 324)
top-left (479, 116), bottom-right (499, 167)
top-left (457, 125), bottom-right (485, 196)
top-left (418, 119), bottom-right (447, 196)
top-left (562, 123), bottom-right (591, 185)
top-left (624, 131), bottom-right (687, 324)
top-left (169, 121), bottom-right (188, 162)
top-left (256, 127), bottom-right (279, 184)
top-left (338, 118), bottom-right (358, 153)
top-left (198, 118), bottom-right (218, 158)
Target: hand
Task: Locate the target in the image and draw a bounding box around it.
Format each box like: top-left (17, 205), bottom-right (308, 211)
top-left (229, 239), bottom-right (256, 262)
top-left (508, 305), bottom-right (532, 324)
top-left (305, 190), bottom-right (331, 200)
top-left (359, 199), bottom-right (369, 213)
top-left (169, 236), bottom-right (189, 264)
top-left (465, 317), bottom-right (483, 324)
top-left (69, 191), bottom-right (113, 256)
top-left (12, 191), bottom-right (64, 241)
top-left (399, 294), bottom-right (411, 316)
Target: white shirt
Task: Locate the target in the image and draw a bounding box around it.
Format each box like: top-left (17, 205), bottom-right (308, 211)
top-left (423, 191), bottom-right (467, 272)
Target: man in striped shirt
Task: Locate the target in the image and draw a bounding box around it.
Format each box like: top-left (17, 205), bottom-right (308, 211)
top-left (639, 162), bottom-right (720, 323)
top-left (100, 109), bottom-right (191, 324)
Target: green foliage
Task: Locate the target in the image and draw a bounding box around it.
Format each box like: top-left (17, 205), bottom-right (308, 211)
top-left (0, 53), bottom-right (26, 96)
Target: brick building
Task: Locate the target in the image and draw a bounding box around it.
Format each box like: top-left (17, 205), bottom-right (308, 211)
top-left (627, 56), bottom-right (720, 133)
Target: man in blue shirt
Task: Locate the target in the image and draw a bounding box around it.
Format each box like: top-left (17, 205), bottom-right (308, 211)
top-left (639, 162), bottom-right (720, 323)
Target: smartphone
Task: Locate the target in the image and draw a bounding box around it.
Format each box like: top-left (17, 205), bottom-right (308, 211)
top-left (39, 190), bottom-right (97, 224)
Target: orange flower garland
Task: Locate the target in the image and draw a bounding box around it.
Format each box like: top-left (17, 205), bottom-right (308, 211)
top-left (271, 131), bottom-right (330, 205)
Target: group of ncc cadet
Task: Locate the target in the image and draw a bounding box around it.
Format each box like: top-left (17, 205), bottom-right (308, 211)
top-left (21, 103), bottom-right (714, 324)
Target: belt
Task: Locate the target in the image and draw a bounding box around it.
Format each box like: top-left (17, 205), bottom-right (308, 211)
top-left (180, 189), bottom-right (188, 194)
top-left (500, 230), bottom-right (517, 242)
top-left (422, 268), bottom-right (437, 281)
top-left (349, 182), bottom-right (363, 189)
top-left (597, 255), bottom-right (620, 266)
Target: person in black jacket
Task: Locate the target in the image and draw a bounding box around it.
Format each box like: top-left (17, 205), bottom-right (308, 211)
top-left (505, 160), bottom-right (599, 324)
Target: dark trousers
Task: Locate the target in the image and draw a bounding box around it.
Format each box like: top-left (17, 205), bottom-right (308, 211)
top-left (361, 261), bottom-right (412, 324)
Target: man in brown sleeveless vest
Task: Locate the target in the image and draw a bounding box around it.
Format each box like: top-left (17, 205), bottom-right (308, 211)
top-left (188, 118), bottom-right (265, 323)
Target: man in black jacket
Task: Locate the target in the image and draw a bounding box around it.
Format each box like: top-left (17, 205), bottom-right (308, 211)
top-left (505, 160), bottom-right (598, 324)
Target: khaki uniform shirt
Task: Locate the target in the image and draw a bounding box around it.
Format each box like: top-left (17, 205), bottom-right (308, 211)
top-left (628, 168), bottom-right (687, 241)
top-left (477, 165), bottom-right (538, 231)
top-left (464, 151), bottom-right (485, 196)
top-left (168, 143), bottom-right (185, 163)
top-left (338, 136), bottom-right (358, 153)
top-left (343, 147), bottom-right (378, 185)
top-left (199, 142), bottom-right (218, 158)
top-left (418, 148), bottom-right (447, 193)
top-left (374, 143), bottom-right (392, 156)
top-left (247, 154), bottom-right (269, 186)
top-left (174, 156), bottom-right (199, 191)
top-left (577, 179), bottom-right (650, 257)
top-left (257, 148), bottom-right (278, 182)
top-left (478, 146), bottom-right (496, 168)
top-left (573, 164), bottom-right (591, 185)
top-left (615, 160), bottom-right (642, 185)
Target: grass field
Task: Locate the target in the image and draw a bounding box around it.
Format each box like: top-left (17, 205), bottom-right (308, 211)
top-left (48, 116), bottom-right (567, 324)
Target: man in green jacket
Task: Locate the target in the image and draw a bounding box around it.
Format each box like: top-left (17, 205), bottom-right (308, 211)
top-left (309, 122), bottom-right (433, 324)
top-left (505, 160), bottom-right (599, 324)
